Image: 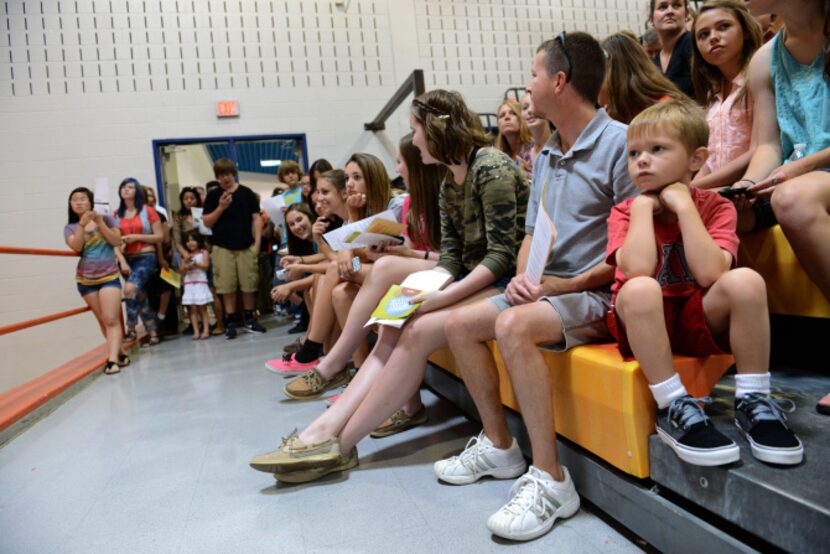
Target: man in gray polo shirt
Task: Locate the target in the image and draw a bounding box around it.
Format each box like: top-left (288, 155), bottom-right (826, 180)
top-left (436, 33), bottom-right (638, 542)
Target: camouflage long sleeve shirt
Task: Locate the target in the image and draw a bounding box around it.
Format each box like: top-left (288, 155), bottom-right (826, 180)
top-left (437, 147), bottom-right (530, 280)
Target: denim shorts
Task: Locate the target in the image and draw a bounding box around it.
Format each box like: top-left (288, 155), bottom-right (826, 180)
top-left (77, 277), bottom-right (121, 297)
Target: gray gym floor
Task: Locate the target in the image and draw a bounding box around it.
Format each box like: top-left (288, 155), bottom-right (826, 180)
top-left (0, 317), bottom-right (641, 553)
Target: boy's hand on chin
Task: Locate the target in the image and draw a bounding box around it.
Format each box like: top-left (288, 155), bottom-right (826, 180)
top-left (658, 182), bottom-right (692, 213)
top-left (633, 192), bottom-right (663, 215)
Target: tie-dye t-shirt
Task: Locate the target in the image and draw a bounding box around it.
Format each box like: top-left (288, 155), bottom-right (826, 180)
top-left (63, 215), bottom-right (121, 285)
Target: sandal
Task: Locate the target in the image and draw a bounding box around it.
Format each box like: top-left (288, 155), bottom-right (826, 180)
top-left (117, 353), bottom-right (131, 367)
top-left (141, 334), bottom-right (161, 348)
top-left (104, 361), bottom-right (121, 375)
top-left (123, 330), bottom-right (137, 342)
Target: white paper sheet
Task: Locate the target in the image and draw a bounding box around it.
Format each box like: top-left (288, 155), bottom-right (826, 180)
top-left (322, 209), bottom-right (399, 251)
top-left (190, 207), bottom-right (212, 236)
top-left (261, 195), bottom-right (286, 226)
top-left (524, 208), bottom-right (557, 284)
top-left (93, 177), bottom-right (111, 215)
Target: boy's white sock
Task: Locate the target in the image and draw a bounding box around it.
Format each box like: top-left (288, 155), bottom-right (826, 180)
top-left (649, 373), bottom-right (688, 409)
top-left (735, 372), bottom-right (771, 399)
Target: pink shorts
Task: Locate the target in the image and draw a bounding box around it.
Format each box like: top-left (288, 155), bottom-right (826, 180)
top-left (609, 288), bottom-right (730, 360)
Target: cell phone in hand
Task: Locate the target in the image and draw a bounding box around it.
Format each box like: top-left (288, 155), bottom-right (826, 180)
top-left (718, 187), bottom-right (755, 199)
top-left (351, 256), bottom-right (361, 273)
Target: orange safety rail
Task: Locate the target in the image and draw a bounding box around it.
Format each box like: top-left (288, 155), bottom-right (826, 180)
top-left (0, 244), bottom-right (124, 438)
top-left (0, 245), bottom-right (79, 257)
top-left (0, 306), bottom-right (91, 337)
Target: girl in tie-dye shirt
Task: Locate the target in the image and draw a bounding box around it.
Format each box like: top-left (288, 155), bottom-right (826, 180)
top-left (64, 187), bottom-right (127, 375)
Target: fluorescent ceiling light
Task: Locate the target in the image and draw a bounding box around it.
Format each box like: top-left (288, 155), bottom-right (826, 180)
top-left (260, 160), bottom-right (281, 167)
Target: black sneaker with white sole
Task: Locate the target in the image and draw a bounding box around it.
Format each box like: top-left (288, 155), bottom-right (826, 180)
top-left (735, 393), bottom-right (803, 465)
top-left (656, 395), bottom-right (740, 466)
top-left (245, 319), bottom-right (267, 334)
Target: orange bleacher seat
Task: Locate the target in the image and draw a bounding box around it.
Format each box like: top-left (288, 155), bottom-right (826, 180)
top-left (738, 225), bottom-right (830, 318)
top-left (430, 344), bottom-right (734, 479)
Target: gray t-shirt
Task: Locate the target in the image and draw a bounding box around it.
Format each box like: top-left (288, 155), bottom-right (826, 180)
top-left (526, 109), bottom-right (638, 278)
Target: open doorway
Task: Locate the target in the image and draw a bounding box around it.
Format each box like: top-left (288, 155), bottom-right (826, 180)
top-left (152, 134), bottom-right (308, 212)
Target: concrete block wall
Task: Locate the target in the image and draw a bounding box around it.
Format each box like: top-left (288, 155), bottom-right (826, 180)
top-left (0, 0), bottom-right (647, 392)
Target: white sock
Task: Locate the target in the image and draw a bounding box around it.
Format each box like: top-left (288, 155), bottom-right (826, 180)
top-left (649, 374), bottom-right (688, 409)
top-left (735, 372), bottom-right (771, 399)
top-left (157, 314), bottom-right (166, 321)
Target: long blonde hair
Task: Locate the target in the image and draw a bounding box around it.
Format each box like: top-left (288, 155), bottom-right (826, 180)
top-left (495, 100), bottom-right (532, 159)
top-left (346, 153), bottom-right (390, 218)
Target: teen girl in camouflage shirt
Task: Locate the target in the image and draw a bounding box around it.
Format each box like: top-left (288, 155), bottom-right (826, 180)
top-left (250, 89), bottom-right (529, 483)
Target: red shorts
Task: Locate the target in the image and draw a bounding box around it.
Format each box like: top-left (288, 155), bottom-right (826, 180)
top-left (608, 288), bottom-right (730, 360)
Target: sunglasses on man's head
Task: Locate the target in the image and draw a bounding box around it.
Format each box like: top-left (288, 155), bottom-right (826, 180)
top-left (555, 31), bottom-right (573, 82)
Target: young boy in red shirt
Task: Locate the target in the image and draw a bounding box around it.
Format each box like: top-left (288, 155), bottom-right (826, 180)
top-left (606, 100), bottom-right (803, 466)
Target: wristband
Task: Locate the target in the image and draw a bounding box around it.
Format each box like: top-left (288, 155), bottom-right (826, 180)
top-left (423, 250), bottom-right (430, 260)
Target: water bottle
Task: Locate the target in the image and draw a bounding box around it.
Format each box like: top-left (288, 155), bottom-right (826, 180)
top-left (788, 143), bottom-right (807, 162)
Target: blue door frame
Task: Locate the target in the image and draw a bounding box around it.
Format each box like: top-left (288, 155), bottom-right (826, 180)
top-left (151, 133), bottom-right (309, 207)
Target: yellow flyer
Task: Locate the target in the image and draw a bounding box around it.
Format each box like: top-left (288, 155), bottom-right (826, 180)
top-left (160, 267), bottom-right (182, 288)
top-left (364, 269), bottom-right (453, 328)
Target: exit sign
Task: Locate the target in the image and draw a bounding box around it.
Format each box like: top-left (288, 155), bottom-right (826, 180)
top-left (216, 101), bottom-right (239, 118)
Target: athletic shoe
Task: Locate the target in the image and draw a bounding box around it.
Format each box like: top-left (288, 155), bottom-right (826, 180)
top-left (284, 367), bottom-right (352, 400)
top-left (274, 447), bottom-right (359, 484)
top-left (225, 322), bottom-right (237, 340)
top-left (370, 406), bottom-right (429, 438)
top-left (735, 393), bottom-right (804, 465)
top-left (656, 395), bottom-right (740, 466)
top-left (433, 431), bottom-right (527, 485)
top-left (288, 322), bottom-right (307, 334)
top-left (818, 392), bottom-right (830, 416)
top-left (245, 319), bottom-right (267, 334)
top-left (486, 466), bottom-right (580, 542)
top-left (265, 354), bottom-right (319, 376)
top-left (249, 429), bottom-right (342, 474)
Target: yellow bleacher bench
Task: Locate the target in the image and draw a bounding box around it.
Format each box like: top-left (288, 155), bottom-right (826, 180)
top-left (738, 225), bottom-right (830, 318)
top-left (430, 343), bottom-right (734, 479)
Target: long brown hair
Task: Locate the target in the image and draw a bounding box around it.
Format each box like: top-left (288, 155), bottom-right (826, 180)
top-left (285, 202), bottom-right (317, 257)
top-left (410, 89), bottom-right (492, 166)
top-left (346, 153), bottom-right (391, 218)
top-left (399, 134), bottom-right (443, 251)
top-left (691, 0), bottom-right (762, 109)
top-left (601, 32), bottom-right (683, 123)
top-left (495, 100), bottom-right (532, 159)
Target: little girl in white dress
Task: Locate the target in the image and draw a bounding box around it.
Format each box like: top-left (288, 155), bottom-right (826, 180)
top-left (181, 230), bottom-right (214, 339)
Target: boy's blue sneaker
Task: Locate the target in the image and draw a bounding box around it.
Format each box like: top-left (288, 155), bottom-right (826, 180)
top-left (735, 393), bottom-right (803, 465)
top-left (656, 395), bottom-right (740, 466)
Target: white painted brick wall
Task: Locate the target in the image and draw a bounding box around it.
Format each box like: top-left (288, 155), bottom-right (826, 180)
top-left (0, 0), bottom-right (647, 392)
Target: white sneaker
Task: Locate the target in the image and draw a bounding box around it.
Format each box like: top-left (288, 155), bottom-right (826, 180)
top-left (486, 466), bottom-right (580, 542)
top-left (433, 431), bottom-right (527, 485)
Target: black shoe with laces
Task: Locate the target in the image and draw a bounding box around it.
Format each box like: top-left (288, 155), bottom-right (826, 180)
top-left (225, 322), bottom-right (238, 340)
top-left (656, 395), bottom-right (740, 466)
top-left (245, 319), bottom-right (267, 334)
top-left (288, 321), bottom-right (307, 334)
top-left (735, 392), bottom-right (803, 465)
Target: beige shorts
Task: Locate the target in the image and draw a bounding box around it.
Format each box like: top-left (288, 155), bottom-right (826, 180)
top-left (212, 246), bottom-right (259, 294)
